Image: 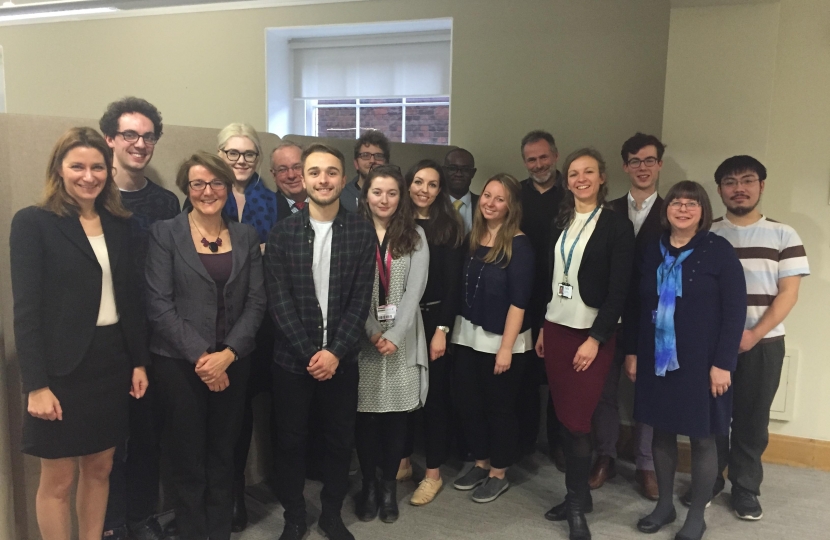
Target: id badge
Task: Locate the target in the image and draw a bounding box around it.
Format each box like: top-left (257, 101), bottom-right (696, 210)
top-left (377, 304), bottom-right (397, 321)
top-left (557, 283), bottom-right (573, 299)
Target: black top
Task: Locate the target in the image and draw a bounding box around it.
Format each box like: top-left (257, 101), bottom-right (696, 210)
top-left (416, 218), bottom-right (465, 331)
top-left (519, 177), bottom-right (565, 329)
top-left (199, 251), bottom-right (234, 343)
top-left (460, 235), bottom-right (535, 334)
top-left (10, 206), bottom-right (150, 393)
top-left (543, 208), bottom-right (635, 344)
top-left (264, 206), bottom-right (376, 374)
top-left (275, 191), bottom-right (295, 223)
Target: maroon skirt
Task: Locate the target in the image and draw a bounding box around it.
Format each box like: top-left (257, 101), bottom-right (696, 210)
top-left (544, 321), bottom-right (616, 434)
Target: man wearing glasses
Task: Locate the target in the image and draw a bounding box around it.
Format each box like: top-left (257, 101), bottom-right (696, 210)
top-left (590, 133), bottom-right (666, 501)
top-left (443, 147), bottom-right (479, 233)
top-left (710, 155), bottom-right (809, 521)
top-left (340, 130), bottom-right (390, 212)
top-left (270, 141), bottom-right (307, 218)
top-left (99, 97), bottom-right (180, 540)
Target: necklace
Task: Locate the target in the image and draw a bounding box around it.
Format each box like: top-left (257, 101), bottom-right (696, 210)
top-left (464, 255), bottom-right (487, 308)
top-left (189, 214), bottom-right (223, 253)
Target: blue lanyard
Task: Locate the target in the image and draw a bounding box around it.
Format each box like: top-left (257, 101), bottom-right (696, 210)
top-left (560, 207), bottom-right (600, 282)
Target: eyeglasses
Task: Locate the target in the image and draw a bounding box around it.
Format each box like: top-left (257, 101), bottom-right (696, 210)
top-left (116, 131), bottom-right (160, 145)
top-left (668, 201), bottom-right (701, 210)
top-left (720, 178), bottom-right (760, 188)
top-left (443, 165), bottom-right (476, 175)
top-left (272, 164), bottom-right (303, 176)
top-left (221, 149), bottom-right (259, 163)
top-left (189, 180), bottom-right (228, 192)
top-left (626, 157), bottom-right (659, 168)
top-left (357, 152), bottom-right (387, 162)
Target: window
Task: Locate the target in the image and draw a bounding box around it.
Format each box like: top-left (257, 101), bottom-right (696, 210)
top-left (310, 97), bottom-right (449, 144)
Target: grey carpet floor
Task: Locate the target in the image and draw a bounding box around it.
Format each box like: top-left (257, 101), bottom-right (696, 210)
top-left (233, 453), bottom-right (829, 539)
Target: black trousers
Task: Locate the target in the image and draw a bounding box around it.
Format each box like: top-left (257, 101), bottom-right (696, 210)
top-left (154, 355), bottom-right (249, 540)
top-left (516, 326), bottom-right (562, 454)
top-left (454, 345), bottom-right (526, 469)
top-left (717, 339), bottom-right (785, 495)
top-left (272, 361), bottom-right (359, 526)
top-left (356, 412), bottom-right (409, 482)
top-left (104, 365), bottom-right (166, 530)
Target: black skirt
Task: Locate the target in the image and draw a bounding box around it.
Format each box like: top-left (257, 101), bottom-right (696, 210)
top-left (22, 324), bottom-right (132, 459)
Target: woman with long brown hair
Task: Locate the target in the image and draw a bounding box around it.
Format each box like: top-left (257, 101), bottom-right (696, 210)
top-left (354, 165), bottom-right (430, 523)
top-left (10, 127), bottom-right (149, 540)
top-left (449, 173), bottom-right (535, 504)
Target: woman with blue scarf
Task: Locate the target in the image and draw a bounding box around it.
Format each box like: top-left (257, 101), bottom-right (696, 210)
top-left (625, 181), bottom-right (746, 540)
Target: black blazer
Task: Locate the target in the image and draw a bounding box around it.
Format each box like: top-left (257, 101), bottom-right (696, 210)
top-left (543, 207), bottom-right (635, 344)
top-left (10, 206), bottom-right (149, 393)
top-left (145, 211), bottom-right (266, 363)
top-left (276, 191), bottom-right (293, 223)
top-left (608, 194), bottom-right (664, 253)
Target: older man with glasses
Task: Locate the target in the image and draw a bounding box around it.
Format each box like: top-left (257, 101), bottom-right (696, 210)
top-left (340, 130), bottom-right (391, 212)
top-left (270, 141), bottom-right (308, 217)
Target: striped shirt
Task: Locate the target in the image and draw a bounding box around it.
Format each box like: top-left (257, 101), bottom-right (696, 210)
top-left (711, 216), bottom-right (809, 340)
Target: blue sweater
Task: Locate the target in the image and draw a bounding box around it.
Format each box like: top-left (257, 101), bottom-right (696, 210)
top-left (460, 235), bottom-right (535, 334)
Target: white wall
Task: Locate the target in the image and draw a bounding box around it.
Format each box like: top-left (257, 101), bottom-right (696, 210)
top-left (662, 0), bottom-right (830, 440)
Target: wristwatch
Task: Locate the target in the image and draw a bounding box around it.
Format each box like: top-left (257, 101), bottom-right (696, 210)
top-left (224, 345), bottom-right (239, 362)
top-left (436, 326), bottom-right (450, 334)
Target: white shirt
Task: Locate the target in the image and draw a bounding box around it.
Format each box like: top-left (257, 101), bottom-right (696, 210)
top-left (451, 316), bottom-right (533, 354)
top-left (627, 191), bottom-right (658, 237)
top-left (310, 218), bottom-right (334, 346)
top-left (87, 234), bottom-right (120, 326)
top-left (545, 209), bottom-right (601, 329)
top-left (450, 191), bottom-right (473, 234)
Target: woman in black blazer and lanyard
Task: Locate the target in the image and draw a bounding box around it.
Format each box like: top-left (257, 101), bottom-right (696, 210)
top-left (145, 152), bottom-right (266, 540)
top-left (10, 127), bottom-right (149, 540)
top-left (535, 148), bottom-right (635, 540)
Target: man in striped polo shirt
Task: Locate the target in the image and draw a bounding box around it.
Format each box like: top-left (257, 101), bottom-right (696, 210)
top-left (710, 155), bottom-right (810, 521)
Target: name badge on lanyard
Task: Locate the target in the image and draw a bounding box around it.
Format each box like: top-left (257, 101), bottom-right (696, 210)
top-left (376, 240), bottom-right (396, 321)
top-left (558, 207), bottom-right (600, 300)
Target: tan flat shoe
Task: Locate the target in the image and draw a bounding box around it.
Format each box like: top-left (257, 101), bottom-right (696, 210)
top-left (396, 463), bottom-right (412, 481)
top-left (410, 477), bottom-right (443, 506)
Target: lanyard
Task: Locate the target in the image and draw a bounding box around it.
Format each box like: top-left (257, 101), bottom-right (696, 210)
top-left (375, 236), bottom-right (392, 300)
top-left (560, 207), bottom-right (600, 282)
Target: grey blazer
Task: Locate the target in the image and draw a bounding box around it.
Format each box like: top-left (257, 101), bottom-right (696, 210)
top-left (145, 211), bottom-right (266, 363)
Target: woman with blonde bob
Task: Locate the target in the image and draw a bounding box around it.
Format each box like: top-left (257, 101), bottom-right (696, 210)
top-left (449, 173), bottom-right (535, 504)
top-left (10, 127), bottom-right (149, 540)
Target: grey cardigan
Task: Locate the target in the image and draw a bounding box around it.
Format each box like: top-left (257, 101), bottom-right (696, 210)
top-left (146, 211), bottom-right (266, 363)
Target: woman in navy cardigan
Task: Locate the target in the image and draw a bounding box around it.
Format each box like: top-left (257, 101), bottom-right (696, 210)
top-left (625, 181), bottom-right (746, 540)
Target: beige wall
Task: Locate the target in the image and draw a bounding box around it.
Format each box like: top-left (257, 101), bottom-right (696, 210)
top-left (0, 0), bottom-right (670, 191)
top-left (661, 1), bottom-right (830, 440)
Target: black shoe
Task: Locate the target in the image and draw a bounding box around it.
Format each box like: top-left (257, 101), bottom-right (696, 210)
top-left (680, 475), bottom-right (725, 508)
top-left (675, 521), bottom-right (706, 540)
top-left (127, 516), bottom-right (165, 540)
top-left (731, 486), bottom-right (763, 520)
top-left (378, 479), bottom-right (399, 523)
top-left (566, 505), bottom-right (591, 540)
top-left (102, 525), bottom-right (128, 539)
top-left (637, 507), bottom-right (677, 534)
top-left (544, 495), bottom-right (593, 522)
top-left (162, 517), bottom-right (179, 538)
top-left (318, 513), bottom-right (355, 540)
top-left (355, 480), bottom-right (379, 521)
top-left (231, 476), bottom-right (248, 532)
top-left (278, 520), bottom-right (308, 540)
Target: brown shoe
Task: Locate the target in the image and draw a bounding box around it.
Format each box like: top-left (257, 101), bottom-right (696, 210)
top-left (635, 469), bottom-right (659, 500)
top-left (588, 456), bottom-right (616, 490)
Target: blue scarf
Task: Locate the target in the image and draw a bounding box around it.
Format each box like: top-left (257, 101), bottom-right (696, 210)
top-left (654, 241), bottom-right (694, 376)
top-left (222, 173), bottom-right (279, 244)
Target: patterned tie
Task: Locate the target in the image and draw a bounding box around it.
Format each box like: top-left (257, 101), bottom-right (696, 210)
top-left (294, 201), bottom-right (305, 210)
top-left (453, 199), bottom-right (464, 211)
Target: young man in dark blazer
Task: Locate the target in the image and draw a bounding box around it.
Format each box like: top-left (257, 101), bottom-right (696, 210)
top-left (589, 133), bottom-right (666, 500)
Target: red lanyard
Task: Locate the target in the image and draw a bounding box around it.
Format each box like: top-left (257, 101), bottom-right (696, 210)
top-left (375, 242), bottom-right (392, 298)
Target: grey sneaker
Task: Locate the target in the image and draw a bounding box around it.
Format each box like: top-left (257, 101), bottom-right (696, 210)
top-left (471, 476), bottom-right (510, 503)
top-left (452, 466), bottom-right (490, 491)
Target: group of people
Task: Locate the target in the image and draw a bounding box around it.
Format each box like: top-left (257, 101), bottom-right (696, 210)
top-left (9, 96), bottom-right (809, 540)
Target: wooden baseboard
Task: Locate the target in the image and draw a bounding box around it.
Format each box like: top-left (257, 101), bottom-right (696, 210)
top-left (618, 426), bottom-right (830, 473)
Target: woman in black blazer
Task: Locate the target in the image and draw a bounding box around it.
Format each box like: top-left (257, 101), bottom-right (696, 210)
top-left (10, 127), bottom-right (149, 540)
top-left (145, 152), bottom-right (266, 540)
top-left (534, 148), bottom-right (635, 540)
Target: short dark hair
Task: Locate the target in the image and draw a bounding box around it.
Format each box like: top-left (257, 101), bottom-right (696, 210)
top-left (521, 130), bottom-right (557, 157)
top-left (303, 143), bottom-right (346, 173)
top-left (99, 97), bottom-right (163, 138)
top-left (444, 147), bottom-right (475, 166)
top-left (175, 152), bottom-right (235, 195)
top-left (660, 180), bottom-right (713, 232)
top-left (620, 132), bottom-right (665, 163)
top-left (713, 155), bottom-right (767, 185)
top-left (354, 130), bottom-right (390, 161)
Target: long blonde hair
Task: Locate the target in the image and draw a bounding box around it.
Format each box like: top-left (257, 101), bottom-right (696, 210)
top-left (469, 173), bottom-right (523, 267)
top-left (39, 127), bottom-right (130, 218)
